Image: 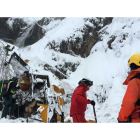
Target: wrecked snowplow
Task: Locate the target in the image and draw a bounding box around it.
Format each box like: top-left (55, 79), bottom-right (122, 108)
top-left (4, 52), bottom-right (67, 123)
top-left (37, 85), bottom-right (66, 123)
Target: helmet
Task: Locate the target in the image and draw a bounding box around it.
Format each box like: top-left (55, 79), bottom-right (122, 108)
top-left (128, 53), bottom-right (140, 66)
top-left (79, 78), bottom-right (93, 87)
top-left (11, 77), bottom-right (18, 82)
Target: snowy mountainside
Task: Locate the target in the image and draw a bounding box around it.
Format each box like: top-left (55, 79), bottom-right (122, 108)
top-left (1, 17), bottom-right (140, 123)
top-left (67, 17), bottom-right (140, 122)
top-left (21, 17), bottom-right (140, 123)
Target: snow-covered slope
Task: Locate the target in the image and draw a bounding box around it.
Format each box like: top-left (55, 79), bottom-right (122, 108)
top-left (67, 17), bottom-right (140, 122)
top-left (1, 17), bottom-right (140, 123)
top-left (68, 17), bottom-right (140, 122)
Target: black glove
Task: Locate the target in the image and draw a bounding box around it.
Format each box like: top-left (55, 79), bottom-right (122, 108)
top-left (17, 86), bottom-right (20, 89)
top-left (91, 100), bottom-right (95, 106)
top-left (4, 62), bottom-right (8, 66)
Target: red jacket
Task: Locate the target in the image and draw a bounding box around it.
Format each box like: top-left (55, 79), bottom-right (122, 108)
top-left (118, 68), bottom-right (140, 122)
top-left (70, 84), bottom-right (91, 116)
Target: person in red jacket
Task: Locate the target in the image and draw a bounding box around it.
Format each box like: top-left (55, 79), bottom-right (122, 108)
top-left (70, 78), bottom-right (95, 123)
top-left (118, 53), bottom-right (140, 123)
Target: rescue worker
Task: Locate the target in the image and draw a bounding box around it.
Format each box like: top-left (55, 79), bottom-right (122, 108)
top-left (70, 78), bottom-right (95, 123)
top-left (4, 45), bottom-right (14, 56)
top-left (118, 53), bottom-right (140, 123)
top-left (1, 77), bottom-right (20, 118)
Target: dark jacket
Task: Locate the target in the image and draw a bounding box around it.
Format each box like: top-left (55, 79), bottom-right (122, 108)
top-left (5, 46), bottom-right (14, 52)
top-left (4, 46), bottom-right (14, 55)
top-left (4, 80), bottom-right (20, 97)
top-left (70, 84), bottom-right (91, 116)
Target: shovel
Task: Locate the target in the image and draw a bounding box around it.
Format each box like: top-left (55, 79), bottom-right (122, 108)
top-left (93, 106), bottom-right (97, 123)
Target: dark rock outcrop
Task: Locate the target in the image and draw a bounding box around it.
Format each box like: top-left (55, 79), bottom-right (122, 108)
top-left (107, 35), bottom-right (116, 49)
top-left (44, 63), bottom-right (67, 79)
top-left (24, 18), bottom-right (46, 46)
top-left (11, 18), bottom-right (27, 40)
top-left (0, 18), bottom-right (27, 44)
top-left (48, 17), bottom-right (113, 58)
top-left (44, 61), bottom-right (80, 79)
top-left (0, 17), bottom-right (13, 43)
top-left (24, 17), bottom-right (66, 46)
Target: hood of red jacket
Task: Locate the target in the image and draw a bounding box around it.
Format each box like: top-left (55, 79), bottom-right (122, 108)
top-left (123, 68), bottom-right (140, 85)
top-left (79, 84), bottom-right (89, 91)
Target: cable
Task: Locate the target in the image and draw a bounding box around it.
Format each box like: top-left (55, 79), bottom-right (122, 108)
top-left (32, 17), bottom-right (46, 32)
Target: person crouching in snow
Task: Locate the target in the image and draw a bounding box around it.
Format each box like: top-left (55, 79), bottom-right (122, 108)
top-left (118, 53), bottom-right (140, 123)
top-left (70, 78), bottom-right (95, 123)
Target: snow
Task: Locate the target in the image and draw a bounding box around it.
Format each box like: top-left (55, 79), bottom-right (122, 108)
top-left (15, 23), bottom-right (35, 47)
top-left (63, 17), bottom-right (140, 123)
top-left (1, 17), bottom-right (140, 123)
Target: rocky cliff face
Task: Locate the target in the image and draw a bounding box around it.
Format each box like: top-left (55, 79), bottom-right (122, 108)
top-left (47, 17), bottom-right (113, 58)
top-left (0, 18), bottom-right (46, 46)
top-left (24, 17), bottom-right (65, 46)
top-left (0, 17), bottom-right (112, 55)
top-left (24, 18), bottom-right (46, 46)
top-left (0, 17), bottom-right (113, 79)
top-left (0, 18), bottom-right (28, 44)
top-left (0, 17), bottom-right (13, 43)
top-left (0, 17), bottom-right (65, 47)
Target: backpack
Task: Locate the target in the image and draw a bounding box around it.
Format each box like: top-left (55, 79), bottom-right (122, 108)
top-left (0, 80), bottom-right (9, 97)
top-left (128, 74), bottom-right (140, 122)
top-left (130, 74), bottom-right (140, 105)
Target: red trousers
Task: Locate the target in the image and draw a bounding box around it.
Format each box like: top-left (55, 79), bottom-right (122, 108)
top-left (72, 114), bottom-right (87, 123)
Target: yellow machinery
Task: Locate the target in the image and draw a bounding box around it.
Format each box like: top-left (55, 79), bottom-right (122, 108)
top-left (18, 70), bottom-right (65, 123)
top-left (9, 53), bottom-right (65, 123)
top-left (19, 76), bottom-right (30, 91)
top-left (37, 104), bottom-right (49, 123)
top-left (18, 74), bottom-right (95, 123)
top-left (7, 52), bottom-right (95, 123)
top-left (37, 85), bottom-right (66, 123)
top-left (88, 120), bottom-right (95, 123)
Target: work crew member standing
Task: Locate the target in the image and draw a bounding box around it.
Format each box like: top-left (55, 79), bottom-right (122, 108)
top-left (70, 78), bottom-right (95, 123)
top-left (118, 53), bottom-right (140, 122)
